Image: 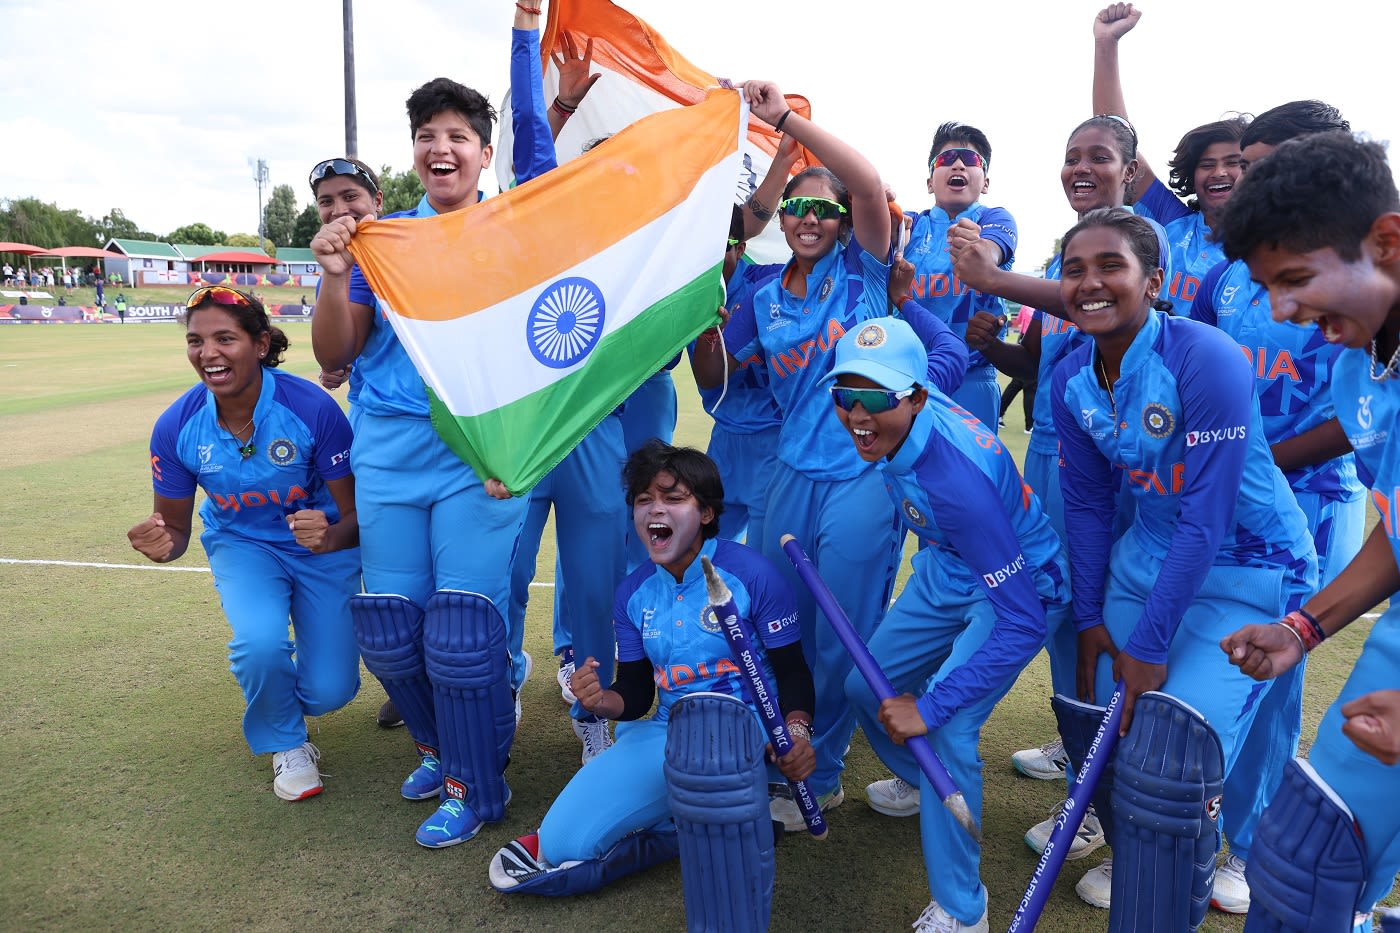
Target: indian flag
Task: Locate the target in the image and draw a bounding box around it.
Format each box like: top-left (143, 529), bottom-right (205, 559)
top-left (348, 89), bottom-right (745, 494)
top-left (496, 0), bottom-right (814, 264)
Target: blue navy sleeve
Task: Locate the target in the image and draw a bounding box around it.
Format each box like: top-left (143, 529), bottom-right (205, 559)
top-left (725, 284), bottom-right (762, 362)
top-left (852, 236), bottom-right (894, 314)
top-left (1187, 260), bottom-right (1228, 327)
top-left (511, 27), bottom-right (558, 185)
top-left (911, 451), bottom-right (1048, 731)
top-left (150, 404), bottom-right (197, 500)
top-left (977, 206), bottom-right (1018, 266)
top-left (1050, 355), bottom-right (1117, 632)
top-left (1124, 327), bottom-right (1257, 664)
top-left (1135, 179), bottom-right (1190, 227)
top-left (305, 389), bottom-right (354, 482)
top-left (724, 544), bottom-right (800, 650)
top-left (613, 576), bottom-right (647, 663)
top-left (897, 298), bottom-right (968, 397)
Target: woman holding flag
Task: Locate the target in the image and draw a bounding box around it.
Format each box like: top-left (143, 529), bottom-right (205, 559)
top-left (692, 79), bottom-right (967, 832)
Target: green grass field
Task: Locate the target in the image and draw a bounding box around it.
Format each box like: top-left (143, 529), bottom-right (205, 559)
top-left (0, 324), bottom-right (1388, 931)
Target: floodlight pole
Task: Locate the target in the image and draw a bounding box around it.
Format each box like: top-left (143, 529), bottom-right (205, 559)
top-left (344, 0), bottom-right (358, 158)
top-left (254, 159), bottom-right (269, 243)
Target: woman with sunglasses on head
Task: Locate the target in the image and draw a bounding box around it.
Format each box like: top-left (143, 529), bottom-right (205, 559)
top-left (1049, 209), bottom-right (1316, 918)
top-left (308, 158), bottom-right (384, 400)
top-left (126, 287), bottom-right (361, 802)
top-left (692, 79), bottom-right (968, 834)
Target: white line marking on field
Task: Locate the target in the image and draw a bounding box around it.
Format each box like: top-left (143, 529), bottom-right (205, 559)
top-left (0, 557), bottom-right (557, 586)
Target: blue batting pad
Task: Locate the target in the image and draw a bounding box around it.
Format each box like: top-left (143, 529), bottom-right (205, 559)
top-left (1052, 692), bottom-right (1117, 842)
top-left (664, 692), bottom-right (774, 933)
top-left (1108, 692), bottom-right (1224, 933)
top-left (423, 590), bottom-right (514, 822)
top-left (351, 593), bottom-right (437, 749)
top-left (1243, 758), bottom-right (1366, 933)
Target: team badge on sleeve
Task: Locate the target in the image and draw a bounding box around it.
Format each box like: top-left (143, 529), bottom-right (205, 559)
top-left (1142, 403), bottom-right (1175, 439)
top-left (268, 439), bottom-right (298, 466)
top-left (901, 498), bottom-right (929, 528)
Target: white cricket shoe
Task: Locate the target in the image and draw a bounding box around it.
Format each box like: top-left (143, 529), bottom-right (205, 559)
top-left (557, 653), bottom-right (578, 705)
top-left (1211, 852), bottom-right (1250, 914)
top-left (1076, 857), bottom-right (1112, 909)
top-left (1024, 801), bottom-right (1105, 859)
top-left (911, 898), bottom-right (989, 933)
top-left (572, 716), bottom-right (612, 765)
top-left (866, 776), bottom-right (920, 816)
top-left (272, 742), bottom-right (323, 801)
top-left (1011, 736), bottom-right (1070, 780)
top-left (769, 784), bottom-right (844, 832)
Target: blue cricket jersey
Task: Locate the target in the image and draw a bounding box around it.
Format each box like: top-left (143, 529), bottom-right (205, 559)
top-left (150, 368), bottom-right (354, 555)
top-left (1051, 309), bottom-right (1316, 663)
top-left (904, 202), bottom-right (1018, 371)
top-left (1331, 349), bottom-right (1400, 569)
top-left (880, 400), bottom-right (1066, 729)
top-left (343, 26), bottom-right (555, 418)
top-left (726, 238), bottom-right (966, 481)
top-left (613, 538), bottom-right (800, 722)
top-left (1190, 259), bottom-right (1361, 501)
top-left (1134, 179), bottom-right (1223, 316)
top-left (692, 258), bottom-right (784, 433)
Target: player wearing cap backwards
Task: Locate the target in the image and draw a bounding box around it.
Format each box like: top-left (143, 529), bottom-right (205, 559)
top-left (828, 317), bottom-right (1069, 933)
top-left (1217, 130), bottom-right (1400, 933)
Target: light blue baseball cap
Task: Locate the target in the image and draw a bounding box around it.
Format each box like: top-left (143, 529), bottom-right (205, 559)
top-left (826, 317), bottom-right (925, 392)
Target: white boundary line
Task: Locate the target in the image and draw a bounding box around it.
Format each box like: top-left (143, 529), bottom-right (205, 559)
top-left (0, 557), bottom-right (556, 587)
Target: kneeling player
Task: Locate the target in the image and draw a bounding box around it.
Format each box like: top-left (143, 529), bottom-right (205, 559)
top-left (488, 442), bottom-right (815, 903)
top-left (1217, 131), bottom-right (1400, 933)
top-left (829, 318), bottom-right (1070, 933)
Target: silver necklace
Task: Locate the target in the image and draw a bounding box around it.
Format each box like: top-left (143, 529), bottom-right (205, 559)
top-left (221, 414), bottom-right (256, 458)
top-left (1369, 338), bottom-right (1400, 382)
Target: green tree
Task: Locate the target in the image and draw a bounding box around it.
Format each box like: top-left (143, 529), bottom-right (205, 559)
top-left (226, 233), bottom-right (276, 257)
top-left (262, 184), bottom-right (299, 248)
top-left (167, 222), bottom-right (225, 245)
top-left (0, 197), bottom-right (101, 248)
top-left (98, 208), bottom-right (156, 244)
top-left (291, 203), bottom-right (320, 248)
top-left (378, 164), bottom-right (424, 215)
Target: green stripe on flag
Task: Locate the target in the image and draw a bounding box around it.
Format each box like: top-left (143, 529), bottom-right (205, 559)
top-left (427, 262), bottom-right (725, 493)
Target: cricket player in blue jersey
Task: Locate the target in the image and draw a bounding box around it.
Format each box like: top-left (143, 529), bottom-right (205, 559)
top-left (689, 206), bottom-right (784, 544)
top-left (960, 118), bottom-right (1164, 852)
top-left (1182, 100), bottom-right (1362, 913)
top-left (127, 287), bottom-right (360, 802)
top-left (827, 318), bottom-right (1069, 933)
top-left (1050, 209), bottom-right (1317, 922)
top-left (1090, 3), bottom-right (1248, 316)
top-left (1217, 131), bottom-right (1400, 933)
top-left (306, 157), bottom-right (403, 731)
top-left (692, 79), bottom-right (968, 832)
top-left (308, 4), bottom-right (557, 848)
top-left (487, 442), bottom-right (814, 908)
top-left (904, 122), bottom-right (1018, 432)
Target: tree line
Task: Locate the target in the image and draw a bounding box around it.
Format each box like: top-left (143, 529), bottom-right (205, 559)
top-left (0, 165), bottom-right (425, 257)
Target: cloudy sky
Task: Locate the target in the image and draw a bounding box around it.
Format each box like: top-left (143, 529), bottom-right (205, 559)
top-left (3, 0), bottom-right (1396, 271)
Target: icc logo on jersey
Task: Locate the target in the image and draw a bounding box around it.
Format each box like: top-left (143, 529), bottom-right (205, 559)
top-left (1142, 403), bottom-right (1175, 439)
top-left (1358, 395), bottom-right (1374, 430)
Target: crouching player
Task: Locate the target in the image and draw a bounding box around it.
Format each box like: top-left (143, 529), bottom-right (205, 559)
top-left (828, 318), bottom-right (1070, 933)
top-left (488, 442), bottom-right (815, 912)
top-left (1217, 132), bottom-right (1400, 933)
